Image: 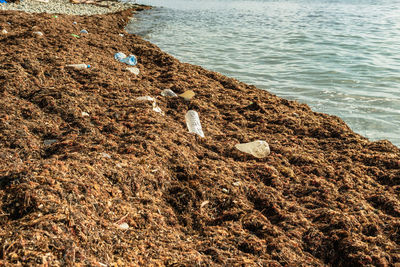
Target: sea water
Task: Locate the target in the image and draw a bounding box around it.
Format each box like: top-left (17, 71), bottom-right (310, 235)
top-left (127, 0), bottom-right (400, 146)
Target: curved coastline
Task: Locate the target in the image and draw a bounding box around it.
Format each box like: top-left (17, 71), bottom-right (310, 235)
top-left (0, 5), bottom-right (400, 266)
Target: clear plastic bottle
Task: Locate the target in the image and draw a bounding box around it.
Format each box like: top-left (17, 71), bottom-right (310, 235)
top-left (185, 110), bottom-right (205, 137)
top-left (235, 140), bottom-right (270, 158)
top-left (66, 64), bottom-right (90, 69)
top-left (114, 52), bottom-right (137, 66)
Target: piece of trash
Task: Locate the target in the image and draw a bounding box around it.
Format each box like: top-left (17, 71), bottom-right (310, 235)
top-left (33, 31), bottom-right (43, 36)
top-left (116, 222), bottom-right (129, 230)
top-left (233, 181), bottom-right (241, 187)
top-left (71, 34), bottom-right (80, 38)
top-left (200, 200), bottom-right (209, 209)
top-left (185, 110), bottom-right (205, 137)
top-left (152, 102), bottom-right (163, 114)
top-left (235, 140), bottom-right (270, 158)
top-left (98, 263), bottom-right (107, 267)
top-left (126, 67), bottom-right (139, 75)
top-left (81, 111), bottom-right (90, 117)
top-left (0, 0), bottom-right (7, 4)
top-left (136, 96), bottom-right (164, 115)
top-left (114, 52), bottom-right (137, 66)
top-left (119, 34), bottom-right (124, 37)
top-left (44, 139), bottom-right (57, 145)
top-left (53, 15), bottom-right (58, 18)
top-left (80, 29), bottom-right (88, 34)
top-left (114, 52), bottom-right (126, 60)
top-left (179, 90), bottom-right (195, 101)
top-left (73, 21), bottom-right (77, 25)
top-left (1, 29), bottom-right (7, 34)
top-left (100, 152), bottom-right (111, 159)
top-left (66, 64), bottom-right (90, 69)
top-left (222, 188), bottom-right (229, 193)
top-left (161, 89), bottom-right (177, 97)
top-left (136, 96), bottom-right (154, 102)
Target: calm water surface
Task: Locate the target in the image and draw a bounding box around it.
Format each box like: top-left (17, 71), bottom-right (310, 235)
top-left (127, 0), bottom-right (400, 146)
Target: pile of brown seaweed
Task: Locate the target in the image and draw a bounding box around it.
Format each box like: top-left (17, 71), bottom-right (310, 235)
top-left (0, 8), bottom-right (400, 266)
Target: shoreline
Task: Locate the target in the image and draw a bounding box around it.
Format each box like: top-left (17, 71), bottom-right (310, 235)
top-left (1, 6), bottom-right (400, 266)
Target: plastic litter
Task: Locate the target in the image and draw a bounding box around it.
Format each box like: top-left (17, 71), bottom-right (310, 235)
top-left (73, 21), bottom-right (77, 25)
top-left (71, 34), bottom-right (80, 38)
top-left (126, 67), bottom-right (140, 75)
top-left (235, 140), bottom-right (270, 158)
top-left (44, 139), bottom-right (57, 145)
top-left (80, 29), bottom-right (88, 34)
top-left (161, 89), bottom-right (177, 97)
top-left (66, 64), bottom-right (90, 69)
top-left (114, 52), bottom-right (137, 66)
top-left (136, 96), bottom-right (164, 115)
top-left (185, 110), bottom-right (205, 137)
top-left (119, 33), bottom-right (124, 37)
top-left (1, 29), bottom-right (7, 34)
top-left (116, 222), bottom-right (129, 230)
top-left (100, 152), bottom-right (111, 159)
top-left (81, 111), bottom-right (90, 117)
top-left (179, 90), bottom-right (195, 101)
top-left (33, 31), bottom-right (43, 36)
top-left (136, 96), bottom-right (154, 102)
top-left (0, 0), bottom-right (7, 4)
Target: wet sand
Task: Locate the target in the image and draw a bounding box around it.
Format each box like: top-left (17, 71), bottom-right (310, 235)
top-left (0, 7), bottom-right (400, 266)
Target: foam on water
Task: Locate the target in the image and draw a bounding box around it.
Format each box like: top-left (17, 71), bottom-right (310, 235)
top-left (127, 0), bottom-right (400, 146)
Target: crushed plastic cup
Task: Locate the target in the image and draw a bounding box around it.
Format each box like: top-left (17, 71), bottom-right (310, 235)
top-left (235, 140), bottom-right (270, 158)
top-left (185, 110), bottom-right (205, 137)
top-left (161, 89), bottom-right (177, 97)
top-left (66, 64), bottom-right (90, 69)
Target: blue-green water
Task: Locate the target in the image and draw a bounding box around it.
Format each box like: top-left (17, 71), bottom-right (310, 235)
top-left (127, 0), bottom-right (400, 146)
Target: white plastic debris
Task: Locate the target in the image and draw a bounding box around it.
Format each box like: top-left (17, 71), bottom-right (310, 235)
top-left (235, 140), bottom-right (270, 158)
top-left (1, 29), bottom-right (8, 35)
top-left (136, 96), bottom-right (154, 102)
top-left (119, 34), bottom-right (124, 37)
top-left (100, 152), bottom-right (111, 159)
top-left (126, 67), bottom-right (140, 75)
top-left (117, 222), bottom-right (129, 230)
top-left (81, 111), bottom-right (90, 117)
top-left (161, 89), bottom-right (177, 97)
top-left (33, 31), bottom-right (43, 36)
top-left (136, 96), bottom-right (164, 115)
top-left (185, 110), bottom-right (205, 137)
top-left (98, 263), bottom-right (108, 267)
top-left (152, 102), bottom-right (163, 114)
top-left (43, 139), bottom-right (57, 145)
top-left (66, 64), bottom-right (90, 69)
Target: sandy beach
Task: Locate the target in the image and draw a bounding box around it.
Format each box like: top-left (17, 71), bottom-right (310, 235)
top-left (1, 3), bottom-right (400, 266)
